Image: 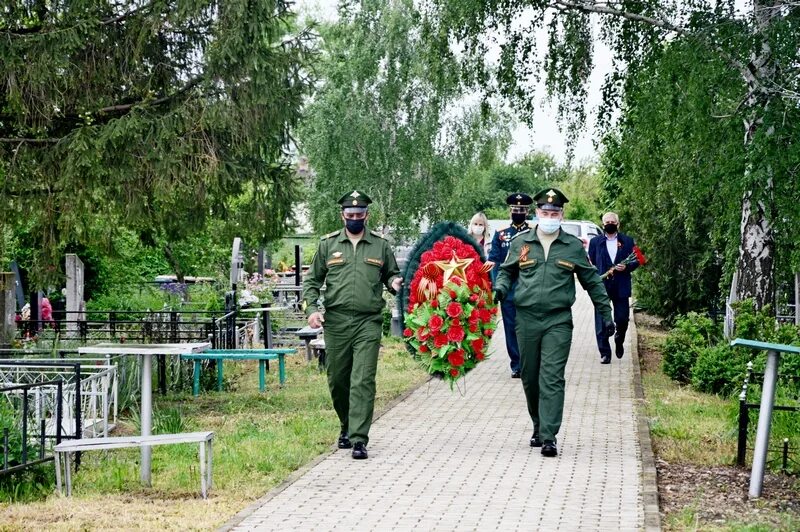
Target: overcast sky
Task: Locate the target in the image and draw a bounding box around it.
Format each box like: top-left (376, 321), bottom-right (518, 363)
top-left (295, 0), bottom-right (614, 165)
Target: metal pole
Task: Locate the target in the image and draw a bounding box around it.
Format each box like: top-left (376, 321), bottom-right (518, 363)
top-left (56, 380), bottom-right (63, 444)
top-left (294, 245), bottom-right (301, 287)
top-left (74, 364), bottom-right (82, 468)
top-left (782, 439), bottom-right (789, 474)
top-left (22, 389), bottom-right (28, 464)
top-left (749, 349), bottom-right (780, 498)
top-left (737, 386), bottom-right (748, 467)
top-left (141, 354), bottom-right (153, 486)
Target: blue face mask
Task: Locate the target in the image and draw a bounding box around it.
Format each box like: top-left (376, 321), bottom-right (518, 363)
top-left (538, 218), bottom-right (561, 235)
top-left (345, 218), bottom-right (365, 234)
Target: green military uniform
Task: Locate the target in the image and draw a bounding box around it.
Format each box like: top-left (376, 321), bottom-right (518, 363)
top-left (302, 191), bottom-right (400, 447)
top-left (494, 188), bottom-right (612, 447)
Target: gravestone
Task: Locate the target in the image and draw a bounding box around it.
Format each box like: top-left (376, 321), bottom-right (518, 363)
top-left (65, 254), bottom-right (85, 335)
top-left (0, 273), bottom-right (16, 346)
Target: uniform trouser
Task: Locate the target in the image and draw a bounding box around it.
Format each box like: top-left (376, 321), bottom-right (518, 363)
top-left (516, 307), bottom-right (573, 442)
top-left (500, 298), bottom-right (521, 373)
top-left (323, 310), bottom-right (383, 445)
top-left (594, 296), bottom-right (630, 358)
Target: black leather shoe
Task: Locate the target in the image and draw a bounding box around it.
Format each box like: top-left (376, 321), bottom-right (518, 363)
top-left (615, 342), bottom-right (624, 359)
top-left (511, 371), bottom-right (521, 379)
top-left (600, 355), bottom-right (611, 364)
top-left (530, 434), bottom-right (542, 447)
top-left (541, 441), bottom-right (558, 457)
top-left (337, 432), bottom-right (352, 449)
top-left (352, 442), bottom-right (368, 460)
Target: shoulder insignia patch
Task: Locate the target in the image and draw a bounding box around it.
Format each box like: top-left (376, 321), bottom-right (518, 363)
top-left (322, 230), bottom-right (341, 240)
top-left (370, 230), bottom-right (386, 239)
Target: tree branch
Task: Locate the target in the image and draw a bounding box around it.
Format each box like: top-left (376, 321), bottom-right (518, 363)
top-left (96, 75), bottom-right (203, 114)
top-left (0, 137), bottom-right (60, 144)
top-left (548, 1), bottom-right (769, 96)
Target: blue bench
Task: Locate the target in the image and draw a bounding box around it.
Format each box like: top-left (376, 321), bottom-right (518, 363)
top-left (730, 338), bottom-right (800, 498)
top-left (182, 349), bottom-right (296, 396)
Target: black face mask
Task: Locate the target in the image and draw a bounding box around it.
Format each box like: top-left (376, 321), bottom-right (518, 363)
top-left (345, 219), bottom-right (365, 234)
top-left (604, 223), bottom-right (618, 234)
top-left (511, 213), bottom-right (527, 226)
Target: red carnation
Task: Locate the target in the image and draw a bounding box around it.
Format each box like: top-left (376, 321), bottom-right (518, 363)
top-left (419, 344), bottom-right (429, 353)
top-left (490, 307), bottom-right (499, 315)
top-left (416, 327), bottom-right (430, 342)
top-left (477, 299), bottom-right (485, 308)
top-left (469, 323), bottom-right (478, 333)
top-left (403, 328), bottom-right (413, 337)
top-left (431, 299), bottom-right (439, 308)
top-left (479, 308), bottom-right (492, 323)
top-left (447, 325), bottom-right (465, 342)
top-left (429, 314), bottom-right (444, 331)
top-left (449, 368), bottom-right (460, 377)
top-left (449, 289), bottom-right (457, 298)
top-left (448, 350), bottom-right (465, 367)
top-left (469, 294), bottom-right (479, 302)
top-left (433, 334), bottom-right (448, 348)
top-left (471, 337), bottom-right (484, 352)
top-left (450, 276), bottom-right (462, 286)
top-left (446, 302), bottom-right (463, 318)
top-left (485, 328), bottom-right (494, 336)
top-left (475, 352), bottom-right (485, 361)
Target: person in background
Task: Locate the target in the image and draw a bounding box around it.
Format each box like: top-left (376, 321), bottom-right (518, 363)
top-left (488, 193), bottom-right (533, 379)
top-left (467, 212), bottom-right (491, 256)
top-left (587, 212), bottom-right (640, 364)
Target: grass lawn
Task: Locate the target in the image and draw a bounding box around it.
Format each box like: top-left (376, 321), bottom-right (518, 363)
top-left (0, 338), bottom-right (427, 530)
top-left (636, 312), bottom-right (800, 531)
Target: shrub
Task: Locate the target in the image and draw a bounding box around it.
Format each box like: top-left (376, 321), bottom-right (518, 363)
top-left (691, 344), bottom-right (748, 396)
top-left (662, 312), bottom-right (720, 384)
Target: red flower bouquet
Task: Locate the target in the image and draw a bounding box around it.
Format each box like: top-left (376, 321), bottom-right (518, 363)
top-left (402, 235), bottom-right (497, 385)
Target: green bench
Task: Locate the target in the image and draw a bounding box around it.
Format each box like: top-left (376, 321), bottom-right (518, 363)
top-left (182, 349), bottom-right (296, 396)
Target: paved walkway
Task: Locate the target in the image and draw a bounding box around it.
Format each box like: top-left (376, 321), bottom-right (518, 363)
top-left (227, 289), bottom-right (650, 531)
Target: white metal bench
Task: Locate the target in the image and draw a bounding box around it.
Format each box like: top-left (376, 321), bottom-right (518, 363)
top-left (54, 431), bottom-right (214, 498)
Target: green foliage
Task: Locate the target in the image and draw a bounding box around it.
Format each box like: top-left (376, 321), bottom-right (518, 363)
top-left (298, 0), bottom-right (509, 237)
top-left (1, 1), bottom-right (313, 288)
top-left (662, 312), bottom-right (720, 384)
top-left (691, 344), bottom-right (747, 396)
top-left (663, 301), bottom-right (800, 396)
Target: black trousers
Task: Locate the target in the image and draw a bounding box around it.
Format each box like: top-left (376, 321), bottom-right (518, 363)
top-left (594, 296), bottom-right (630, 358)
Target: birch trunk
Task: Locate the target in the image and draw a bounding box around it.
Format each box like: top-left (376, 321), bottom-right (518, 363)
top-left (733, 0), bottom-right (779, 310)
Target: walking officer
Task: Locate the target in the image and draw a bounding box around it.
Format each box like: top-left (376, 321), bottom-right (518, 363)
top-left (488, 193), bottom-right (533, 378)
top-left (494, 188), bottom-right (615, 457)
top-left (303, 190), bottom-right (403, 460)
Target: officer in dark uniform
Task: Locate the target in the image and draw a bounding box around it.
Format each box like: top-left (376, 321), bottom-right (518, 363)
top-left (488, 193), bottom-right (533, 378)
top-left (494, 188), bottom-right (614, 457)
top-left (303, 190), bottom-right (403, 460)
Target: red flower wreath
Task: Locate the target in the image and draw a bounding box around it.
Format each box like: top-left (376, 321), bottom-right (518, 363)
top-left (403, 236), bottom-right (497, 385)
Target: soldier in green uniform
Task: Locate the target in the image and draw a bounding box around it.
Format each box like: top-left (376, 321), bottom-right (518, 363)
top-left (303, 190), bottom-right (402, 460)
top-left (494, 188), bottom-right (615, 457)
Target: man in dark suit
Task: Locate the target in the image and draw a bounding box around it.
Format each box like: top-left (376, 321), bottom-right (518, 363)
top-left (588, 212), bottom-right (640, 364)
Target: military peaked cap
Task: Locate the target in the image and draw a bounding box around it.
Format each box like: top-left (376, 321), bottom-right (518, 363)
top-left (533, 188), bottom-right (569, 211)
top-left (337, 190), bottom-right (372, 209)
top-left (505, 193), bottom-right (533, 207)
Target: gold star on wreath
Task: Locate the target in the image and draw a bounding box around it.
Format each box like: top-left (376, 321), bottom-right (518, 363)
top-left (434, 252), bottom-right (474, 284)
